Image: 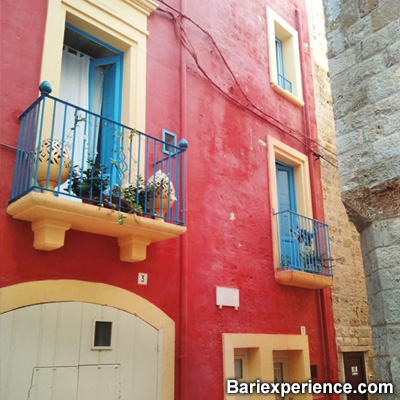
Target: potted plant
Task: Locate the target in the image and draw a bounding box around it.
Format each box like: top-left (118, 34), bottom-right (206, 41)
top-left (300, 249), bottom-right (324, 273)
top-left (112, 176), bottom-right (148, 215)
top-left (67, 159), bottom-right (110, 204)
top-left (147, 170), bottom-right (176, 218)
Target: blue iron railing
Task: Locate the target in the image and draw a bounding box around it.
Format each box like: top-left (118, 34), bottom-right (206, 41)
top-left (10, 81), bottom-right (188, 225)
top-left (274, 210), bottom-right (333, 276)
top-left (277, 73), bottom-right (293, 93)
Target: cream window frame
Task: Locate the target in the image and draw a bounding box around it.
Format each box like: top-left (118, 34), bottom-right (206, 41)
top-left (40, 0), bottom-right (158, 132)
top-left (223, 334), bottom-right (312, 400)
top-left (234, 349), bottom-right (250, 381)
top-left (268, 136), bottom-right (313, 271)
top-left (266, 6), bottom-right (304, 107)
top-left (92, 320), bottom-right (114, 350)
top-left (273, 351), bottom-right (291, 400)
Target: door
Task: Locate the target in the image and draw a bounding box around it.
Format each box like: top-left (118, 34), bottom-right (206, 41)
top-left (276, 162), bottom-right (300, 268)
top-left (343, 352), bottom-right (368, 400)
top-left (0, 302), bottom-right (160, 400)
top-left (89, 56), bottom-right (123, 188)
top-left (27, 365), bottom-right (121, 400)
top-left (59, 25), bottom-right (124, 190)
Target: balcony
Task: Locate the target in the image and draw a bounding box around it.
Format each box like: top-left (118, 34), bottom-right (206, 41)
top-left (7, 82), bottom-right (188, 262)
top-left (273, 210), bottom-right (333, 289)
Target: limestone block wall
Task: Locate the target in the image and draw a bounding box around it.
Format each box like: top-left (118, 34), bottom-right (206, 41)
top-left (306, 0), bottom-right (377, 396)
top-left (321, 0), bottom-right (400, 397)
top-left (361, 218), bottom-right (400, 389)
top-left (322, 0), bottom-right (400, 193)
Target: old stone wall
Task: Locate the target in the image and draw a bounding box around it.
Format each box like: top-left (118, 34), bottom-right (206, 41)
top-left (361, 217), bottom-right (400, 392)
top-left (306, 0), bottom-right (377, 396)
top-left (322, 0), bottom-right (400, 397)
top-left (323, 0), bottom-right (400, 193)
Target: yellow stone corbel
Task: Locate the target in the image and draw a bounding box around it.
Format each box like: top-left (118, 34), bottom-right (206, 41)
top-left (31, 219), bottom-right (72, 251)
top-left (118, 235), bottom-right (152, 262)
top-left (7, 192), bottom-right (186, 262)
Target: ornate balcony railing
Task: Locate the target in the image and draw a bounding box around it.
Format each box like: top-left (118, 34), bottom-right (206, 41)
top-left (10, 82), bottom-right (187, 226)
top-left (274, 210), bottom-right (333, 277)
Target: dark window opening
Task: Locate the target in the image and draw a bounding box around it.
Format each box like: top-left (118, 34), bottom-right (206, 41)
top-left (94, 321), bottom-right (112, 347)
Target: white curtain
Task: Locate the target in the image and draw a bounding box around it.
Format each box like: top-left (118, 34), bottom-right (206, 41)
top-left (57, 46), bottom-right (104, 195)
top-left (58, 46), bottom-right (90, 168)
top-left (88, 65), bottom-right (105, 161)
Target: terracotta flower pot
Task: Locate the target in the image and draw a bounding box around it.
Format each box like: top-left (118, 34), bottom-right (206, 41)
top-left (149, 195), bottom-right (176, 218)
top-left (148, 171), bottom-right (176, 218)
top-left (35, 138), bottom-right (71, 191)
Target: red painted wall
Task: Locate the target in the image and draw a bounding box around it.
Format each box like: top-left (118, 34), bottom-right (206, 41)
top-left (0, 1), bottom-right (338, 399)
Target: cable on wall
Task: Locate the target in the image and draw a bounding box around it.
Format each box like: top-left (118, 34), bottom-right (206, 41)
top-left (156, 0), bottom-right (338, 168)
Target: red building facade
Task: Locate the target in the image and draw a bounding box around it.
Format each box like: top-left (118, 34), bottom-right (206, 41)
top-left (0, 0), bottom-right (339, 399)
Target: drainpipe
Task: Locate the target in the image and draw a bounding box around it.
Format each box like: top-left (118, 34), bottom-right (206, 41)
top-left (295, 8), bottom-right (336, 396)
top-left (179, 0), bottom-right (188, 399)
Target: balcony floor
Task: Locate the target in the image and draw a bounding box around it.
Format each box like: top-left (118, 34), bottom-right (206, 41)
top-left (7, 191), bottom-right (186, 262)
top-left (275, 269), bottom-right (333, 289)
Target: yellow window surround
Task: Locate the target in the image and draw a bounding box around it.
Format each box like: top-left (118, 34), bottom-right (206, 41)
top-left (268, 136), bottom-right (333, 289)
top-left (223, 333), bottom-right (312, 400)
top-left (266, 6), bottom-right (304, 107)
top-left (40, 0), bottom-right (158, 132)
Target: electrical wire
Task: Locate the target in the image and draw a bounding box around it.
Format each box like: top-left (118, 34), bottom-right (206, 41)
top-left (156, 0), bottom-right (338, 168)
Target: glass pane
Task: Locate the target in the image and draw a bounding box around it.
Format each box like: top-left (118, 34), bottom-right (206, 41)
top-left (234, 358), bottom-right (243, 380)
top-left (164, 133), bottom-right (176, 154)
top-left (274, 362), bottom-right (283, 383)
top-left (94, 321), bottom-right (112, 347)
top-left (274, 362), bottom-right (284, 400)
top-left (277, 169), bottom-right (291, 235)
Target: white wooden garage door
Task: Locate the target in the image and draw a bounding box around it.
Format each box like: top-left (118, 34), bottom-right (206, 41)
top-left (0, 302), bottom-right (162, 400)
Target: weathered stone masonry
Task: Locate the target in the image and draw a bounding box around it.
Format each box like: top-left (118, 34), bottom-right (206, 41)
top-left (322, 0), bottom-right (400, 397)
top-left (307, 0), bottom-right (377, 396)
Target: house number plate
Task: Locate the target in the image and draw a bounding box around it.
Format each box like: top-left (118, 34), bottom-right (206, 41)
top-left (138, 273), bottom-right (148, 285)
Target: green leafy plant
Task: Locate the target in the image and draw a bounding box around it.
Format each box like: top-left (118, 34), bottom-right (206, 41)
top-left (117, 213), bottom-right (127, 225)
top-left (279, 251), bottom-right (325, 273)
top-left (300, 249), bottom-right (323, 264)
top-left (112, 177), bottom-right (153, 216)
top-left (280, 255), bottom-right (291, 268)
top-left (67, 159), bottom-right (110, 202)
top-left (300, 249), bottom-right (325, 273)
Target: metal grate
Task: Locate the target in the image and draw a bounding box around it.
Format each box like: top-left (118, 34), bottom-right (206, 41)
top-left (10, 82), bottom-right (188, 225)
top-left (274, 210), bottom-right (333, 276)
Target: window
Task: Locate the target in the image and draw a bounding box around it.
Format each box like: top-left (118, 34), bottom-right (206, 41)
top-left (92, 320), bottom-right (113, 349)
top-left (276, 162), bottom-right (297, 215)
top-left (267, 7), bottom-right (304, 106)
top-left (234, 358), bottom-right (243, 379)
top-left (276, 161), bottom-right (302, 270)
top-left (233, 349), bottom-right (251, 400)
top-left (234, 348), bottom-right (250, 381)
top-left (223, 334), bottom-right (312, 400)
top-left (40, 0), bottom-right (157, 133)
top-left (268, 137), bottom-right (313, 253)
top-left (60, 24), bottom-right (124, 185)
top-left (162, 130), bottom-right (177, 155)
top-left (273, 351), bottom-right (291, 400)
top-left (268, 137), bottom-right (333, 289)
top-left (38, 0), bottom-right (157, 194)
top-left (275, 38), bottom-right (292, 93)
